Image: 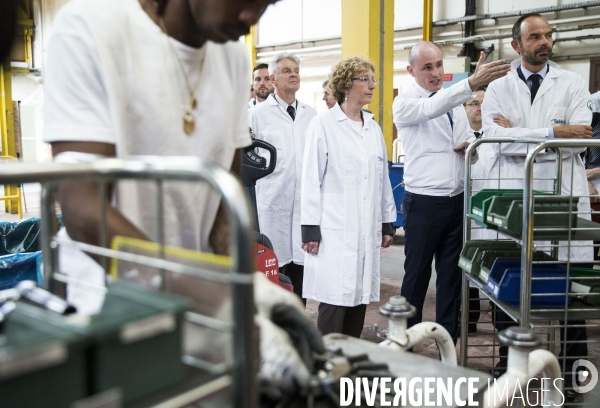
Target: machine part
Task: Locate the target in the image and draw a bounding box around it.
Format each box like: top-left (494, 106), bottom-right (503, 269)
top-left (0, 301), bottom-right (16, 333)
top-left (482, 327), bottom-right (563, 408)
top-left (16, 280), bottom-right (76, 315)
top-left (378, 296), bottom-right (457, 365)
top-left (0, 288), bottom-right (20, 303)
top-left (240, 138), bottom-right (277, 232)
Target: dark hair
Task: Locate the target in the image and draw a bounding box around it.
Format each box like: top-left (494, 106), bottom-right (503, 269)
top-left (474, 86), bottom-right (487, 92)
top-left (512, 13), bottom-right (543, 42)
top-left (253, 63), bottom-right (269, 73)
top-left (156, 0), bottom-right (167, 15)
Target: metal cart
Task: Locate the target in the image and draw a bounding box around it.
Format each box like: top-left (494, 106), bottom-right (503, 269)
top-left (0, 154), bottom-right (258, 407)
top-left (460, 138), bottom-right (600, 405)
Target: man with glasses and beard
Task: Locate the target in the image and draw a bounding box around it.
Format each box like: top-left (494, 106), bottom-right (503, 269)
top-left (481, 13), bottom-right (592, 403)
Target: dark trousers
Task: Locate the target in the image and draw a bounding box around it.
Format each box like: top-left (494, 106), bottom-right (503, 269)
top-left (279, 262), bottom-right (305, 306)
top-left (469, 287), bottom-right (481, 327)
top-left (400, 191), bottom-right (464, 341)
top-left (495, 310), bottom-right (587, 380)
top-left (317, 303), bottom-right (367, 338)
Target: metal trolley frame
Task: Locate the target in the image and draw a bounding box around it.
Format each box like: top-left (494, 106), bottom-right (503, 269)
top-left (0, 155), bottom-right (258, 408)
top-left (460, 138), bottom-right (600, 402)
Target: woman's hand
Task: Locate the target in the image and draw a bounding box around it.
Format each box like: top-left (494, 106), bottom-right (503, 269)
top-left (381, 235), bottom-right (393, 248)
top-left (301, 241), bottom-right (320, 255)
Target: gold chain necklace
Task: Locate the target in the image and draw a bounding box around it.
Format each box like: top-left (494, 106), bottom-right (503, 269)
top-left (158, 17), bottom-right (204, 135)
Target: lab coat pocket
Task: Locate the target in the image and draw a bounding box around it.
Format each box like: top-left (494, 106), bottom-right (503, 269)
top-left (320, 193), bottom-right (344, 229)
top-left (256, 178), bottom-right (283, 210)
top-left (547, 107), bottom-right (567, 128)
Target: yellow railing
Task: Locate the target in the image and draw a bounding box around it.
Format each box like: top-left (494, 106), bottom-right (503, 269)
top-left (0, 156), bottom-right (23, 219)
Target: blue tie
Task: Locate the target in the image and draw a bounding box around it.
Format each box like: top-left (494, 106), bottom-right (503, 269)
top-left (429, 92), bottom-right (453, 130)
top-left (287, 105), bottom-right (296, 121)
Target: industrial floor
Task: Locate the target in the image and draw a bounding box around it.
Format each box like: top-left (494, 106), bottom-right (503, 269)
top-left (4, 185), bottom-right (600, 404)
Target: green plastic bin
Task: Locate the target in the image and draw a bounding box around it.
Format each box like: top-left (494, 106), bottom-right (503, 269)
top-left (469, 189), bottom-right (547, 229)
top-left (486, 195), bottom-right (579, 237)
top-left (23, 281), bottom-right (190, 403)
top-left (459, 240), bottom-right (520, 275)
top-left (570, 267), bottom-right (600, 306)
top-left (0, 303), bottom-right (88, 408)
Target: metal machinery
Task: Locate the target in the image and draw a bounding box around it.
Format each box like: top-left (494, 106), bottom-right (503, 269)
top-left (461, 138), bottom-right (600, 406)
top-left (0, 155), bottom-right (257, 407)
top-left (0, 152), bottom-right (570, 408)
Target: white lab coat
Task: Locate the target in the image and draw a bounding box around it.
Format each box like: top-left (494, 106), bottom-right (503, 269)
top-left (301, 104), bottom-right (396, 306)
top-left (248, 94), bottom-right (317, 266)
top-left (392, 80), bottom-right (475, 197)
top-left (482, 59), bottom-right (593, 261)
top-left (469, 129), bottom-right (499, 240)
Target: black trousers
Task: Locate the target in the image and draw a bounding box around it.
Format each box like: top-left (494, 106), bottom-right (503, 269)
top-left (317, 303), bottom-right (367, 338)
top-left (279, 262), bottom-right (305, 306)
top-left (400, 191), bottom-right (464, 341)
top-left (469, 287), bottom-right (481, 326)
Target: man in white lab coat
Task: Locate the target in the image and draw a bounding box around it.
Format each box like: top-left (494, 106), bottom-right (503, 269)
top-left (482, 14), bottom-right (591, 401)
top-left (248, 63), bottom-right (274, 108)
top-left (393, 41), bottom-right (510, 341)
top-left (482, 16), bottom-right (593, 258)
top-left (248, 52), bottom-right (317, 304)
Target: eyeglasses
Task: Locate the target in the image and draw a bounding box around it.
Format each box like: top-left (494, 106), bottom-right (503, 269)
top-left (465, 101), bottom-right (482, 108)
top-left (352, 76), bottom-right (377, 84)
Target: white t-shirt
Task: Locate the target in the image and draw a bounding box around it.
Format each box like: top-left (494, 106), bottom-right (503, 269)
top-left (43, 0), bottom-right (251, 252)
top-left (43, 0), bottom-right (251, 313)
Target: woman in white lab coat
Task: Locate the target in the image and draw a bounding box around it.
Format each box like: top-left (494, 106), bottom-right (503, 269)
top-left (300, 57), bottom-right (396, 337)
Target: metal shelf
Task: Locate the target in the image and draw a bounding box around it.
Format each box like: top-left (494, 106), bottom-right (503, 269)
top-left (465, 268), bottom-right (600, 322)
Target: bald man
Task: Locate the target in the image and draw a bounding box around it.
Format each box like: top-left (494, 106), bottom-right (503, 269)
top-left (392, 42), bottom-right (510, 341)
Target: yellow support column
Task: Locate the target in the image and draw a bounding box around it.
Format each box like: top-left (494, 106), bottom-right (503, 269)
top-left (342, 0), bottom-right (394, 158)
top-left (0, 60), bottom-right (18, 213)
top-left (244, 25), bottom-right (257, 75)
top-left (423, 0), bottom-right (434, 41)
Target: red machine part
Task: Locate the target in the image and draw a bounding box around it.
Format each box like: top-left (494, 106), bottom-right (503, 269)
top-left (255, 243), bottom-right (293, 292)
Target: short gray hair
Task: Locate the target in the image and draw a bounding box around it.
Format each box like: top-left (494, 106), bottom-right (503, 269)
top-left (268, 52), bottom-right (301, 75)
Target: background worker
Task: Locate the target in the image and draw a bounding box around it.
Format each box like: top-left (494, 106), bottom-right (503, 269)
top-left (321, 79), bottom-right (336, 109)
top-left (248, 52), bottom-right (317, 304)
top-left (392, 41), bottom-right (510, 341)
top-left (462, 86), bottom-right (491, 334)
top-left (249, 63), bottom-right (274, 108)
top-left (43, 0), bottom-right (321, 395)
top-left (301, 57), bottom-right (396, 337)
top-left (482, 14), bottom-right (591, 402)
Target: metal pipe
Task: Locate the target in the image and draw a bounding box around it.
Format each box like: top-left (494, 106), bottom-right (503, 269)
top-left (40, 185), bottom-right (58, 292)
top-left (528, 349), bottom-right (564, 406)
top-left (397, 1), bottom-right (600, 32)
top-left (423, 0), bottom-right (434, 41)
top-left (378, 296), bottom-right (457, 365)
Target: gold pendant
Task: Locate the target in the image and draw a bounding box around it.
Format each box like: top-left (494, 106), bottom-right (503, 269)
top-left (183, 111), bottom-right (195, 135)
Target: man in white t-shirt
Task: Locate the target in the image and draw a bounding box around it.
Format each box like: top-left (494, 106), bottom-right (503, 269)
top-left (43, 0), bottom-right (323, 397)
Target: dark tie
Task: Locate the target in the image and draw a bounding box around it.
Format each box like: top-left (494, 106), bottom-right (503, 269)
top-left (474, 131), bottom-right (482, 139)
top-left (529, 74), bottom-right (542, 104)
top-left (286, 105), bottom-right (296, 121)
top-left (429, 92), bottom-right (453, 130)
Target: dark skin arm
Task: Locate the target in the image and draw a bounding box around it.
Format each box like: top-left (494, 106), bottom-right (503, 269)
top-left (51, 141), bottom-right (243, 256)
top-left (51, 141), bottom-right (148, 250)
top-left (209, 148), bottom-right (243, 256)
